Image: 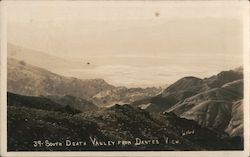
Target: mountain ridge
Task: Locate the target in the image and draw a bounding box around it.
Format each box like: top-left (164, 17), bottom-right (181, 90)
top-left (8, 58), bottom-right (115, 99)
top-left (7, 55), bottom-right (244, 150)
top-left (8, 58), bottom-right (162, 106)
top-left (132, 68), bottom-right (243, 137)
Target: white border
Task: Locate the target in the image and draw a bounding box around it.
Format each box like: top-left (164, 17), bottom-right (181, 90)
top-left (0, 1), bottom-right (7, 157)
top-left (0, 1), bottom-right (249, 157)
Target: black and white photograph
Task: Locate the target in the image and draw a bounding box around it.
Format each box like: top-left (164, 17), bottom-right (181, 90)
top-left (0, 1), bottom-right (249, 157)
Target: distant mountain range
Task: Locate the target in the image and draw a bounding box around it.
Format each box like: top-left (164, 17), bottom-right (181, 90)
top-left (8, 58), bottom-right (162, 105)
top-left (92, 86), bottom-right (162, 106)
top-left (7, 56), bottom-right (244, 151)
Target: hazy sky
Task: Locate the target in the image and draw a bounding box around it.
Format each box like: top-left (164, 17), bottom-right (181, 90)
top-left (6, 1), bottom-right (245, 87)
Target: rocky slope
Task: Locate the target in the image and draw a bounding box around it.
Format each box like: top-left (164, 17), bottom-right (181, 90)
top-left (8, 58), bottom-right (115, 99)
top-left (225, 100), bottom-right (243, 137)
top-left (7, 103), bottom-right (242, 151)
top-left (166, 81), bottom-right (243, 133)
top-left (133, 69), bottom-right (243, 137)
top-left (167, 87), bottom-right (241, 116)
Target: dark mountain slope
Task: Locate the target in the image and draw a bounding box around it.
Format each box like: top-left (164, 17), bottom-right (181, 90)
top-left (161, 76), bottom-right (206, 97)
top-left (8, 92), bottom-right (80, 114)
top-left (8, 106), bottom-right (105, 151)
top-left (7, 104), bottom-right (243, 151)
top-left (132, 77), bottom-right (206, 113)
top-left (80, 104), bottom-right (242, 150)
top-left (47, 95), bottom-right (98, 112)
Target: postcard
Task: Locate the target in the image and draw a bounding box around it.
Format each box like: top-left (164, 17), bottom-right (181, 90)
top-left (0, 1), bottom-right (249, 157)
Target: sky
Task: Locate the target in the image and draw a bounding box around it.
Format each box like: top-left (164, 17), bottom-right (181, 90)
top-left (6, 1), bottom-right (245, 87)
